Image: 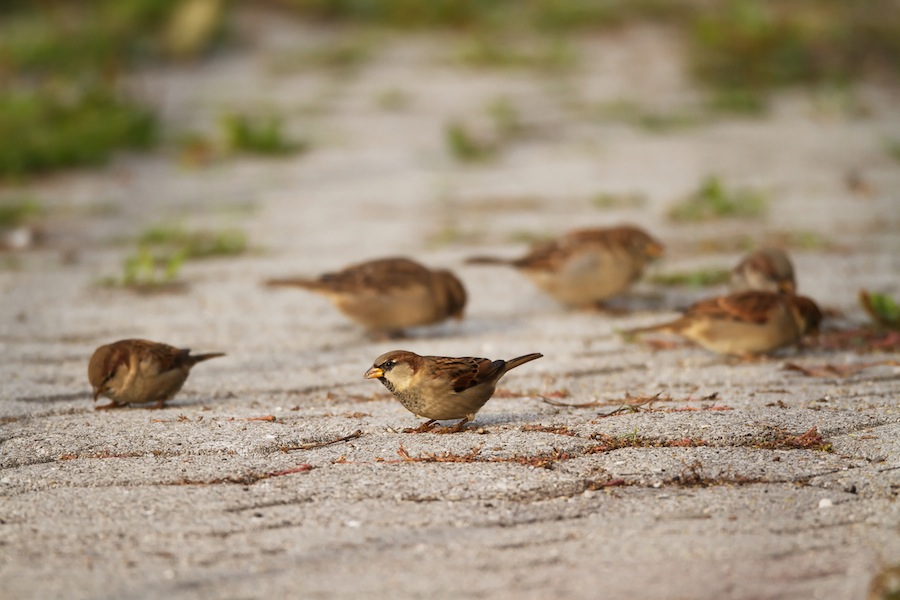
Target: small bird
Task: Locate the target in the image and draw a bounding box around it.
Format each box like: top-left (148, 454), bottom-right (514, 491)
top-left (88, 339), bottom-right (225, 409)
top-left (731, 248), bottom-right (796, 294)
top-left (466, 225), bottom-right (663, 308)
top-left (364, 350), bottom-right (543, 431)
top-left (626, 291), bottom-right (822, 356)
top-left (265, 257), bottom-right (467, 337)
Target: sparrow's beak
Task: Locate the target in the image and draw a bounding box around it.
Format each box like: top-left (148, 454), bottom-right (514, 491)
top-left (92, 386), bottom-right (101, 401)
top-left (364, 367), bottom-right (383, 380)
top-left (779, 280), bottom-right (796, 295)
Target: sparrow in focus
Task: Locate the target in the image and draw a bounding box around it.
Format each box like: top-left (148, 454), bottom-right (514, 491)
top-left (731, 248), bottom-right (796, 294)
top-left (626, 290), bottom-right (822, 356)
top-left (88, 339), bottom-right (225, 409)
top-left (466, 225), bottom-right (663, 308)
top-left (364, 350), bottom-right (543, 431)
top-left (265, 257), bottom-right (467, 337)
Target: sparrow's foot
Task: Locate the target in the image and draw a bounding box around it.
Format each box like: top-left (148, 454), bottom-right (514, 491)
top-left (94, 402), bottom-right (121, 411)
top-left (403, 419), bottom-right (438, 434)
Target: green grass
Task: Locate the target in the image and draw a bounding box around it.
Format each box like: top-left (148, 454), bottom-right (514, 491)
top-left (591, 100), bottom-right (707, 131)
top-left (138, 225), bottom-right (248, 259)
top-left (4, 0), bottom-right (897, 178)
top-left (445, 97), bottom-right (533, 163)
top-left (885, 138), bottom-right (900, 163)
top-left (102, 223), bottom-right (247, 290)
top-left (860, 290), bottom-right (900, 331)
top-left (269, 38), bottom-right (372, 73)
top-left (375, 88), bottom-right (412, 111)
top-left (221, 113), bottom-right (307, 156)
top-left (668, 176), bottom-right (769, 222)
top-left (591, 192), bottom-right (647, 210)
top-left (0, 0), bottom-right (221, 178)
top-left (100, 246), bottom-right (186, 291)
top-left (444, 121), bottom-right (496, 162)
top-left (487, 97), bottom-right (526, 139)
top-left (0, 89), bottom-right (156, 178)
top-left (650, 268), bottom-right (731, 288)
top-left (456, 35), bottom-right (575, 71)
top-left (268, 0), bottom-right (687, 31)
top-left (0, 198), bottom-right (41, 228)
top-left (506, 230), bottom-right (553, 244)
top-left (766, 230), bottom-right (830, 251)
top-left (0, 1), bottom-right (182, 76)
top-left (689, 0), bottom-right (900, 108)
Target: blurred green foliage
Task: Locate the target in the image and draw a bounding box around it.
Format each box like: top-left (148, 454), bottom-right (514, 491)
top-left (456, 35), bottom-right (575, 70)
top-left (220, 113), bottom-right (307, 156)
top-left (2, 0), bottom-right (897, 178)
top-left (650, 267), bottom-right (732, 288)
top-left (445, 121), bottom-right (496, 162)
top-left (269, 0), bottom-right (684, 30)
top-left (0, 0), bottom-right (222, 178)
top-left (273, 0), bottom-right (898, 108)
top-left (138, 224), bottom-right (248, 259)
top-left (121, 246), bottom-right (186, 288)
top-left (0, 198), bottom-right (42, 228)
top-left (669, 176), bottom-right (769, 222)
top-left (691, 0), bottom-right (900, 95)
top-left (592, 192), bottom-right (647, 210)
top-left (860, 290), bottom-right (900, 330)
top-left (0, 89), bottom-right (156, 177)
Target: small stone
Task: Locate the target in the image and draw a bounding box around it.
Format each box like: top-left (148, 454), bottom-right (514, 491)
top-left (818, 498), bottom-right (833, 508)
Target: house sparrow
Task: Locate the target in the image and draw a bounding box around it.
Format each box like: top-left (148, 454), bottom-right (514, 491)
top-left (466, 225), bottom-right (663, 307)
top-left (626, 291), bottom-right (822, 356)
top-left (265, 257), bottom-right (467, 337)
top-left (364, 350), bottom-right (543, 431)
top-left (88, 339), bottom-right (225, 409)
top-left (731, 248), bottom-right (796, 294)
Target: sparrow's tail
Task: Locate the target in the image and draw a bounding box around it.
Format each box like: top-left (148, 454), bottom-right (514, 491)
top-left (503, 353), bottom-right (543, 372)
top-left (464, 255), bottom-right (515, 266)
top-left (263, 277), bottom-right (324, 291)
top-left (187, 352), bottom-right (226, 366)
top-left (620, 319), bottom-right (682, 338)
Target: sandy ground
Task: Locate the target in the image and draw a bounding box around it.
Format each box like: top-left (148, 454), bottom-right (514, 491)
top-left (2, 20), bottom-right (900, 600)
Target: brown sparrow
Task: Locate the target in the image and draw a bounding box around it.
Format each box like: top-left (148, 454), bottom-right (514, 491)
top-left (627, 291), bottom-right (822, 356)
top-left (731, 248), bottom-right (796, 294)
top-left (88, 339), bottom-right (225, 409)
top-left (364, 350), bottom-right (543, 431)
top-left (265, 257), bottom-right (467, 337)
top-left (467, 225), bottom-right (663, 307)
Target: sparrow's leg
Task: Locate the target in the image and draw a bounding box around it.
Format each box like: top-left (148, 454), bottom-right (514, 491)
top-left (94, 401), bottom-right (122, 410)
top-left (440, 417), bottom-right (470, 433)
top-left (403, 419), bottom-right (438, 434)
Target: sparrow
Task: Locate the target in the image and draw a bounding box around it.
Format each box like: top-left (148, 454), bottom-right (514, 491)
top-left (731, 248), bottom-right (796, 294)
top-left (364, 350), bottom-right (543, 431)
top-left (265, 257), bottom-right (467, 337)
top-left (626, 290), bottom-right (822, 356)
top-left (466, 225), bottom-right (663, 307)
top-left (88, 339), bottom-right (225, 409)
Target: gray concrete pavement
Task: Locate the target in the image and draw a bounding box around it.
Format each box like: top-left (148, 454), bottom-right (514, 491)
top-left (2, 22), bottom-right (900, 600)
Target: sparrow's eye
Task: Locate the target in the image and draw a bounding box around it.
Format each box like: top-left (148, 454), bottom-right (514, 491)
top-left (381, 360), bottom-right (396, 371)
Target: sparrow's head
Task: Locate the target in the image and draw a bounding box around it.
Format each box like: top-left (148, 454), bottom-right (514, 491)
top-left (87, 342), bottom-right (129, 401)
top-left (735, 248), bottom-right (796, 294)
top-left (792, 295), bottom-right (823, 335)
top-left (614, 225), bottom-right (664, 260)
top-left (364, 350), bottom-right (422, 393)
top-left (434, 270), bottom-right (467, 320)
